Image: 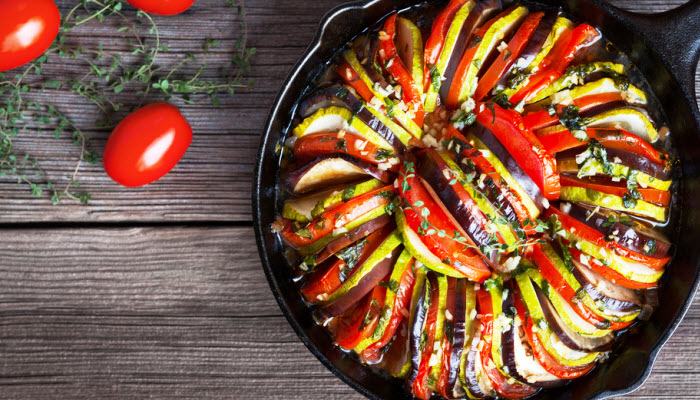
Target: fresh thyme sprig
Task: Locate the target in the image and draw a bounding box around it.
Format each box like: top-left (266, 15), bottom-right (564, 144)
top-left (0, 0), bottom-right (254, 204)
top-left (398, 160), bottom-right (547, 258)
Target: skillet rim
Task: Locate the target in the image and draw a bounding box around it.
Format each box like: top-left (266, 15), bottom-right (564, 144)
top-left (252, 1), bottom-right (700, 399)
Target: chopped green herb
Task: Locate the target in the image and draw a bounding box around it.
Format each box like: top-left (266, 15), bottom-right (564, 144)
top-left (384, 97), bottom-right (397, 119)
top-left (429, 63), bottom-right (441, 91)
top-left (375, 148), bottom-right (394, 160)
top-left (622, 193), bottom-right (638, 209)
top-left (342, 185), bottom-right (357, 202)
top-left (467, 35), bottom-right (482, 50)
top-left (335, 138), bottom-right (348, 152)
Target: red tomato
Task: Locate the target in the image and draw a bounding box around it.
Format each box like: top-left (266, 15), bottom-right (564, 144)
top-left (126, 0), bottom-right (196, 15)
top-left (103, 102), bottom-right (192, 187)
top-left (0, 0), bottom-right (60, 72)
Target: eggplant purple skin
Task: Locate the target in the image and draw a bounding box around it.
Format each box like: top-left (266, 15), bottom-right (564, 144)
top-left (445, 278), bottom-right (468, 399)
top-left (312, 214), bottom-right (393, 266)
top-left (443, 137), bottom-right (521, 225)
top-left (555, 143), bottom-right (672, 181)
top-left (500, 287), bottom-right (567, 388)
top-left (463, 331), bottom-right (490, 398)
top-left (439, 0), bottom-right (501, 101)
top-left (571, 258), bottom-right (642, 313)
top-left (298, 85), bottom-right (407, 154)
top-left (497, 10), bottom-right (559, 89)
top-left (316, 245), bottom-right (401, 320)
top-left (533, 283), bottom-right (615, 352)
top-left (458, 153), bottom-right (521, 224)
top-left (473, 122), bottom-right (546, 213)
top-left (565, 203), bottom-right (672, 258)
top-left (406, 272), bottom-right (435, 391)
top-left (419, 152), bottom-right (497, 258)
top-left (286, 153), bottom-right (394, 193)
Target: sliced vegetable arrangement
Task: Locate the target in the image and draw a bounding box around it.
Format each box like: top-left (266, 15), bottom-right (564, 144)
top-left (273, 1), bottom-right (675, 398)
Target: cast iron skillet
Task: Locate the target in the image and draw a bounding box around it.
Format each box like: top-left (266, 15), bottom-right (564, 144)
top-left (253, 0), bottom-right (700, 398)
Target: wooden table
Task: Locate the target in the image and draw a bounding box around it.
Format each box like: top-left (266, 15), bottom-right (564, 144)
top-left (0, 0), bottom-right (697, 398)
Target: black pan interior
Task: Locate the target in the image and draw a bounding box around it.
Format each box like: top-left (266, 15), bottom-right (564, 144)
top-left (253, 1), bottom-right (700, 399)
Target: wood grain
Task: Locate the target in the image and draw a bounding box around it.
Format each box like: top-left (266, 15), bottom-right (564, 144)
top-left (0, 0), bottom-right (697, 399)
top-left (0, 0), bottom-right (695, 223)
top-left (0, 226), bottom-right (697, 399)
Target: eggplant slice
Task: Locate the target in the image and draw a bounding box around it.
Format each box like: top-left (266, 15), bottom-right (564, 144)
top-left (287, 154), bottom-right (394, 193)
top-left (534, 284), bottom-right (614, 352)
top-left (572, 257), bottom-right (642, 314)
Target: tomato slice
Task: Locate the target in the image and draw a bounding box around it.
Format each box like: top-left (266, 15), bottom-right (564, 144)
top-left (436, 277), bottom-right (458, 398)
top-left (423, 0), bottom-right (471, 92)
top-left (280, 185), bottom-right (395, 248)
top-left (301, 225), bottom-right (395, 302)
top-left (524, 93), bottom-right (631, 131)
top-left (412, 273), bottom-right (441, 400)
top-left (300, 258), bottom-right (346, 302)
top-left (423, 148), bottom-right (506, 252)
top-left (336, 61), bottom-right (375, 103)
top-left (379, 14), bottom-right (425, 126)
top-left (513, 288), bottom-right (596, 379)
top-left (529, 243), bottom-right (633, 330)
top-left (546, 207), bottom-right (669, 270)
top-left (476, 287), bottom-right (539, 399)
top-left (567, 246), bottom-right (656, 290)
top-left (362, 257), bottom-right (418, 363)
top-left (510, 24), bottom-right (600, 104)
top-left (445, 10), bottom-right (503, 109)
top-left (559, 175), bottom-right (671, 207)
top-left (294, 132), bottom-right (397, 168)
top-left (475, 103), bottom-right (560, 200)
top-left (334, 282), bottom-right (388, 350)
top-left (399, 169), bottom-right (491, 282)
top-left (443, 126), bottom-right (538, 228)
top-left (538, 126), bottom-right (668, 166)
top-left (474, 12), bottom-right (545, 101)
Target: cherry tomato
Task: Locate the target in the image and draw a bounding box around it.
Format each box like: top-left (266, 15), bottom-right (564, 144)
top-left (126, 0), bottom-right (196, 16)
top-left (103, 102), bottom-right (192, 187)
top-left (0, 0), bottom-right (61, 72)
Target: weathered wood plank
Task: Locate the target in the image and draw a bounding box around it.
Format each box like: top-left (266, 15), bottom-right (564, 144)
top-left (0, 226), bottom-right (697, 399)
top-left (0, 0), bottom-right (696, 223)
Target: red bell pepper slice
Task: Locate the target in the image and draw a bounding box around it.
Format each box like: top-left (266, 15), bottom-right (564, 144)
top-left (513, 288), bottom-right (596, 379)
top-left (300, 258), bottom-right (345, 302)
top-left (436, 277), bottom-right (458, 398)
top-left (424, 148), bottom-right (506, 251)
top-left (524, 93), bottom-right (631, 131)
top-left (559, 175), bottom-right (670, 207)
top-left (474, 12), bottom-right (545, 101)
top-left (545, 207), bottom-right (670, 270)
top-left (362, 256), bottom-right (418, 363)
top-left (538, 126), bottom-right (668, 165)
top-left (529, 243), bottom-right (633, 330)
top-left (443, 126), bottom-right (539, 229)
top-left (334, 281), bottom-right (388, 350)
top-left (476, 287), bottom-right (538, 399)
top-left (280, 185), bottom-right (395, 249)
top-left (567, 245), bottom-right (656, 290)
top-left (399, 168), bottom-right (491, 282)
top-left (445, 9), bottom-right (504, 109)
top-left (422, 0), bottom-right (472, 92)
top-left (300, 224), bottom-right (395, 302)
top-left (510, 24), bottom-right (600, 104)
top-left (336, 61), bottom-right (375, 103)
top-left (294, 132), bottom-right (398, 168)
top-left (379, 14), bottom-right (425, 126)
top-left (412, 273), bottom-right (441, 400)
top-left (475, 103), bottom-right (560, 200)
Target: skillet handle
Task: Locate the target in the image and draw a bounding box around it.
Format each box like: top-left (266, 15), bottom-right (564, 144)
top-left (616, 0), bottom-right (700, 103)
